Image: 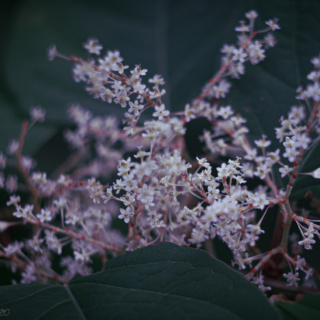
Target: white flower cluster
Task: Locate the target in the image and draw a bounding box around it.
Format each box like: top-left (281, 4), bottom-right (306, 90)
top-left (67, 40), bottom-right (169, 138)
top-left (1, 10), bottom-right (319, 293)
top-left (183, 12), bottom-right (279, 124)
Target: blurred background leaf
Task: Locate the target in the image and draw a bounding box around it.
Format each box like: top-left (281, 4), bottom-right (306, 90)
top-left (275, 294), bottom-right (320, 320)
top-left (1, 0), bottom-right (320, 196)
top-left (290, 142), bottom-right (320, 200)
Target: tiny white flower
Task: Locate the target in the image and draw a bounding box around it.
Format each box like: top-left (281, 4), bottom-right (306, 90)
top-left (283, 272), bottom-right (299, 287)
top-left (36, 209), bottom-right (53, 223)
top-left (7, 140), bottom-right (19, 155)
top-left (283, 147), bottom-right (299, 162)
top-left (254, 136), bottom-right (271, 148)
top-left (83, 38), bottom-right (103, 55)
top-left (4, 241), bottom-right (24, 255)
top-left (311, 55), bottom-right (320, 69)
top-left (152, 104), bottom-right (170, 120)
top-left (217, 105), bottom-right (234, 119)
top-left (235, 22), bottom-right (250, 33)
top-left (118, 206), bottom-right (134, 223)
top-left (232, 48), bottom-right (247, 63)
top-left (184, 104), bottom-right (196, 122)
top-left (128, 100), bottom-right (144, 116)
top-left (47, 45), bottom-right (58, 61)
top-left (30, 107), bottom-right (46, 123)
top-left (196, 157), bottom-right (211, 169)
top-left (265, 18), bottom-right (280, 31)
top-left (264, 33), bottom-right (276, 48)
top-left (6, 195), bottom-right (21, 207)
top-left (279, 165), bottom-right (292, 178)
top-left (252, 193), bottom-right (269, 210)
top-left (245, 10), bottom-right (258, 20)
top-left (306, 82), bottom-right (320, 101)
top-left (266, 149), bottom-right (280, 165)
top-left (53, 198), bottom-right (67, 209)
top-left (298, 236), bottom-right (316, 250)
top-left (295, 256), bottom-right (306, 271)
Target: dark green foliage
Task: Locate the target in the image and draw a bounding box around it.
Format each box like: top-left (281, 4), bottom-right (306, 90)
top-left (0, 242), bottom-right (280, 320)
top-left (275, 294), bottom-right (320, 320)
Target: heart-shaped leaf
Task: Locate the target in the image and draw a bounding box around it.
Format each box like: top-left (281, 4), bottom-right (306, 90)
top-left (0, 242), bottom-right (280, 320)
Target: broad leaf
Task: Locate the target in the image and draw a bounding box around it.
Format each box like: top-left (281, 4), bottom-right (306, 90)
top-left (0, 242), bottom-right (280, 320)
top-left (290, 141), bottom-right (320, 199)
top-left (275, 294), bottom-right (320, 320)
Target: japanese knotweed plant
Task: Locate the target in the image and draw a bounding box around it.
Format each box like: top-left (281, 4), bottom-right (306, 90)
top-left (1, 10), bottom-right (320, 295)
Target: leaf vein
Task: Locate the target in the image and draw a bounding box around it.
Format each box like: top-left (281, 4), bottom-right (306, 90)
top-left (68, 282), bottom-right (246, 320)
top-left (0, 285), bottom-right (57, 307)
top-left (64, 284), bottom-right (87, 320)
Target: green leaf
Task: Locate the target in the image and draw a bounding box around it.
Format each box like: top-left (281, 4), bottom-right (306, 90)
top-left (2, 0), bottom-right (320, 157)
top-left (275, 294), bottom-right (320, 320)
top-left (224, 0), bottom-right (320, 141)
top-left (290, 141), bottom-right (320, 200)
top-left (0, 242), bottom-right (280, 320)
